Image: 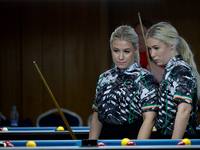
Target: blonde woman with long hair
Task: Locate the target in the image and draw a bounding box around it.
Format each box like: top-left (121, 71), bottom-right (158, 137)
top-left (146, 22), bottom-right (199, 139)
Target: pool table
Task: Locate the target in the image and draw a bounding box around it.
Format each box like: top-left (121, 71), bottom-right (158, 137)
top-left (0, 139), bottom-right (200, 149)
top-left (0, 127), bottom-right (90, 140)
top-left (0, 126), bottom-right (200, 140)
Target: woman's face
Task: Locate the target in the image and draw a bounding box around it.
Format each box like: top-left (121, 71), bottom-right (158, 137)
top-left (146, 37), bottom-right (174, 66)
top-left (111, 39), bottom-right (139, 70)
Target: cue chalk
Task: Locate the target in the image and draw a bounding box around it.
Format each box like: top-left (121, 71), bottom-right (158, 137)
top-left (82, 139), bottom-right (97, 146)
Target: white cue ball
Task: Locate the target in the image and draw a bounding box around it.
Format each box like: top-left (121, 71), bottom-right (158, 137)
top-left (0, 141), bottom-right (6, 147)
top-left (2, 127), bottom-right (8, 131)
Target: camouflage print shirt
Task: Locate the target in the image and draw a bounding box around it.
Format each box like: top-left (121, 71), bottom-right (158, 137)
top-left (92, 62), bottom-right (159, 125)
top-left (155, 55), bottom-right (198, 136)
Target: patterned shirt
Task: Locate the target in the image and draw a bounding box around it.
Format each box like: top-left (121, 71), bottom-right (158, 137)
top-left (92, 62), bottom-right (159, 125)
top-left (155, 55), bottom-right (198, 136)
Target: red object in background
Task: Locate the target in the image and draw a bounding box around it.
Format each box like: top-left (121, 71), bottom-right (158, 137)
top-left (127, 141), bottom-right (136, 146)
top-left (97, 142), bottom-right (106, 146)
top-left (177, 141), bottom-right (186, 145)
top-left (4, 141), bottom-right (14, 147)
top-left (140, 51), bottom-right (149, 68)
top-left (0, 127), bottom-right (3, 131)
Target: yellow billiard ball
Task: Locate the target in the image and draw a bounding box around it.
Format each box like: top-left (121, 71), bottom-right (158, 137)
top-left (121, 138), bottom-right (130, 146)
top-left (182, 138), bottom-right (191, 145)
top-left (57, 126), bottom-right (65, 131)
top-left (26, 141), bottom-right (37, 147)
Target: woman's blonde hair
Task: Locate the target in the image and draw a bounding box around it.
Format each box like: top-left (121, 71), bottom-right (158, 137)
top-left (146, 22), bottom-right (200, 99)
top-left (110, 25), bottom-right (140, 64)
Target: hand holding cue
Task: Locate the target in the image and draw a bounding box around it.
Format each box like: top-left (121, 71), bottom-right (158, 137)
top-left (138, 12), bottom-right (152, 73)
top-left (33, 61), bottom-right (77, 140)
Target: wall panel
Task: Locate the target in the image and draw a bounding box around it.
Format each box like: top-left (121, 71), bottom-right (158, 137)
top-left (0, 0), bottom-right (200, 127)
top-left (0, 1), bottom-right (22, 120)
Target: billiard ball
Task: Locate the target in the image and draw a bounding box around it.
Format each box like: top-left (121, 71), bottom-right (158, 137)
top-left (96, 142), bottom-right (106, 146)
top-left (57, 126), bottom-right (65, 131)
top-left (26, 141), bottom-right (37, 147)
top-left (153, 126), bottom-right (156, 130)
top-left (4, 141), bottom-right (14, 147)
top-left (2, 127), bottom-right (8, 131)
top-left (0, 142), bottom-right (6, 147)
top-left (182, 138), bottom-right (191, 145)
top-left (127, 141), bottom-right (136, 146)
top-left (0, 127), bottom-right (3, 131)
top-left (121, 138), bottom-right (130, 146)
top-left (177, 141), bottom-right (186, 145)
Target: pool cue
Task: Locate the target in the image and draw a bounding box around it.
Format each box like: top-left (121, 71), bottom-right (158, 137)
top-left (138, 12), bottom-right (152, 73)
top-left (33, 61), bottom-right (77, 140)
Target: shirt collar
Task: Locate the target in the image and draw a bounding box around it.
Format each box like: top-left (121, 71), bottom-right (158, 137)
top-left (165, 54), bottom-right (183, 70)
top-left (113, 62), bottom-right (139, 73)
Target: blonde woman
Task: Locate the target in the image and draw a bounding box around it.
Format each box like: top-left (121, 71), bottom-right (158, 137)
top-left (89, 25), bottom-right (158, 139)
top-left (146, 22), bottom-right (200, 139)
top-left (135, 20), bottom-right (165, 83)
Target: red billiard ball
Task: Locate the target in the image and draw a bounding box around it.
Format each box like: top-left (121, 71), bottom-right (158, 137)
top-left (0, 127), bottom-right (3, 131)
top-left (97, 142), bottom-right (106, 146)
top-left (4, 141), bottom-right (14, 147)
top-left (127, 141), bottom-right (136, 146)
top-left (177, 141), bottom-right (186, 145)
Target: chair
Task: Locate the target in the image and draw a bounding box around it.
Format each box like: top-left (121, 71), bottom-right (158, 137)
top-left (87, 113), bottom-right (93, 126)
top-left (36, 108), bottom-right (83, 127)
top-left (0, 113), bottom-right (6, 120)
top-left (0, 112), bottom-right (6, 123)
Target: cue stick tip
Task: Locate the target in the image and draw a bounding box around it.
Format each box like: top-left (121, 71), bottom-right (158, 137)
top-left (33, 61), bottom-right (36, 64)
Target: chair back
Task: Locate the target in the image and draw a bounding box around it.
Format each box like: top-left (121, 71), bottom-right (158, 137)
top-left (36, 108), bottom-right (83, 127)
top-left (87, 113), bottom-right (93, 126)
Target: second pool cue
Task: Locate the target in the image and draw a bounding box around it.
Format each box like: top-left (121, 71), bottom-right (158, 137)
top-left (138, 12), bottom-right (152, 73)
top-left (33, 61), bottom-right (77, 140)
